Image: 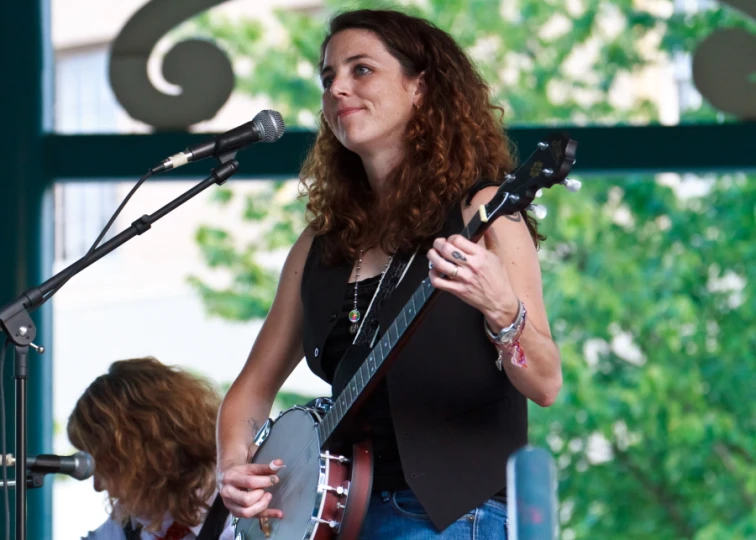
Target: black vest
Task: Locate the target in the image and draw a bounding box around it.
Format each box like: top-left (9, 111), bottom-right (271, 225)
top-left (301, 202), bottom-right (528, 531)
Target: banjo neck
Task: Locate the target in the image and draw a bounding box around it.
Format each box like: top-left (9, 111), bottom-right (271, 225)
top-left (316, 214), bottom-right (488, 448)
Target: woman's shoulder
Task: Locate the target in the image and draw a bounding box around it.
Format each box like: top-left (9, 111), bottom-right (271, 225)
top-left (81, 517), bottom-right (126, 540)
top-left (291, 225), bottom-right (317, 257)
top-left (464, 178), bottom-right (500, 206)
top-left (282, 225), bottom-right (318, 277)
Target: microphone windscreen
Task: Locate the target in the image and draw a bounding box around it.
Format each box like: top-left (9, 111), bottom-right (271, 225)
top-left (253, 110), bottom-right (285, 142)
top-left (72, 451), bottom-right (95, 480)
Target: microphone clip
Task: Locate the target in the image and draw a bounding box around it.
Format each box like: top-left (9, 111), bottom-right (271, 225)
top-left (0, 453), bottom-right (56, 489)
top-left (0, 473), bottom-right (45, 490)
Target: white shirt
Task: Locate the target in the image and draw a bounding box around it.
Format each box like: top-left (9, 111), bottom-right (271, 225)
top-left (81, 508), bottom-right (235, 540)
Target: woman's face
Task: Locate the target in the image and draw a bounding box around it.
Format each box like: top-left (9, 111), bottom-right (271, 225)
top-left (93, 472), bottom-right (108, 493)
top-left (321, 29), bottom-right (424, 156)
top-left (93, 470), bottom-right (121, 499)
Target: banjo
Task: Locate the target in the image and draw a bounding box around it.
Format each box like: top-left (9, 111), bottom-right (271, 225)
top-left (233, 133), bottom-right (578, 540)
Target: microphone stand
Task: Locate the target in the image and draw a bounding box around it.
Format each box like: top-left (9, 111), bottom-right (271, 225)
top-left (0, 158), bottom-right (239, 540)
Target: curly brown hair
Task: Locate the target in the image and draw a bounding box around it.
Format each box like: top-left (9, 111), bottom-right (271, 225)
top-left (300, 8), bottom-right (540, 264)
top-left (67, 357), bottom-right (220, 531)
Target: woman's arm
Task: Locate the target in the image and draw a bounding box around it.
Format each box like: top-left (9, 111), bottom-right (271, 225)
top-left (216, 227), bottom-right (314, 517)
top-left (427, 187), bottom-right (562, 407)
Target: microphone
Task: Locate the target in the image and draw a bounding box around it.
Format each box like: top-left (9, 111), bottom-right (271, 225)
top-left (150, 109), bottom-right (286, 174)
top-left (26, 451), bottom-right (95, 481)
top-left (507, 446), bottom-right (558, 540)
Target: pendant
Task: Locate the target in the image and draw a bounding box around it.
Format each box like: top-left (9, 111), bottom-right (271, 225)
top-left (348, 309), bottom-right (361, 335)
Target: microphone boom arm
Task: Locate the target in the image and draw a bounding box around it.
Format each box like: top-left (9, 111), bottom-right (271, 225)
top-left (0, 159), bottom-right (240, 340)
top-left (0, 158), bottom-right (240, 540)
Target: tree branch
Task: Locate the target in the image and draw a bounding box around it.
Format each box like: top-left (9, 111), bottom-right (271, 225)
top-left (713, 443), bottom-right (756, 508)
top-left (612, 443), bottom-right (695, 538)
top-left (724, 443), bottom-right (754, 466)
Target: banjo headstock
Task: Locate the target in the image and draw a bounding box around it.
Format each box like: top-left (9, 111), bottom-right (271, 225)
top-left (480, 133), bottom-right (579, 223)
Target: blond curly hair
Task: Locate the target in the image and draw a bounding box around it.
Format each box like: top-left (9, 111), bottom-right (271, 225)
top-left (67, 357), bottom-right (220, 530)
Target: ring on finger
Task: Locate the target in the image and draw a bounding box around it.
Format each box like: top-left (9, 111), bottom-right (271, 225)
top-left (450, 265), bottom-right (459, 279)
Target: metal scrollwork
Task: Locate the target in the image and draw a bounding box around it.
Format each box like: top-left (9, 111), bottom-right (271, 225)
top-left (109, 0), bottom-right (235, 130)
top-left (692, 0), bottom-right (756, 120)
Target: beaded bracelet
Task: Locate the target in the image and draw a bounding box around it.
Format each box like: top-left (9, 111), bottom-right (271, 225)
top-left (494, 339), bottom-right (527, 370)
top-left (484, 301), bottom-right (528, 369)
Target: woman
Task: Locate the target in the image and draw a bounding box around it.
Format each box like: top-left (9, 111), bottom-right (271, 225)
top-left (68, 357), bottom-right (233, 540)
top-left (217, 8), bottom-right (562, 538)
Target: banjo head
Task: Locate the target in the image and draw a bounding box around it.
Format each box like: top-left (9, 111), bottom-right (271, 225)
top-left (234, 408), bottom-right (325, 540)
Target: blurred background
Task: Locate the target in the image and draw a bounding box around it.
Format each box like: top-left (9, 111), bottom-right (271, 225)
top-left (1, 0), bottom-right (755, 538)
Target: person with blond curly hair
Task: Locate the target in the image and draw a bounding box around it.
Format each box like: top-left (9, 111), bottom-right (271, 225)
top-left (68, 357), bottom-right (233, 540)
top-left (217, 8), bottom-right (562, 539)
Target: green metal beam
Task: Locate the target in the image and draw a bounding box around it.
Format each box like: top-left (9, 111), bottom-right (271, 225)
top-left (0, 0), bottom-right (53, 537)
top-left (44, 122), bottom-right (756, 181)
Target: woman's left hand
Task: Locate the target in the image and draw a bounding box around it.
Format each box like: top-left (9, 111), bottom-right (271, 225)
top-left (427, 230), bottom-right (519, 321)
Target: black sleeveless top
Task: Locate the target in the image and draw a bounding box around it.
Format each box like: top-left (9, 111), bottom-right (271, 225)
top-left (319, 274), bottom-right (408, 492)
top-left (301, 188), bottom-right (528, 531)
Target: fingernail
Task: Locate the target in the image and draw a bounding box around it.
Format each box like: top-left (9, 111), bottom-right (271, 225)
top-left (269, 460), bottom-right (285, 471)
top-left (270, 475), bottom-right (279, 485)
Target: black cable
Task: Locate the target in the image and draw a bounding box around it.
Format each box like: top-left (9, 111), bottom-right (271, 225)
top-left (1, 336), bottom-right (11, 540)
top-left (43, 170), bottom-right (154, 302)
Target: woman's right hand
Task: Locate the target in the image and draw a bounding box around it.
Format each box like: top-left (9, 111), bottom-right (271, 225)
top-left (218, 459), bottom-right (285, 519)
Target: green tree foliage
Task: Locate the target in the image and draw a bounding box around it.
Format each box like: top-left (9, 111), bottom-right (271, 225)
top-left (187, 0), bottom-right (755, 126)
top-left (188, 1), bottom-right (756, 537)
top-left (539, 174), bottom-right (756, 538)
top-left (187, 182), bottom-right (307, 320)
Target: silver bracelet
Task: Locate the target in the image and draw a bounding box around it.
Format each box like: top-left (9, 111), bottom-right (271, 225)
top-left (485, 301), bottom-right (528, 370)
top-left (484, 300), bottom-right (526, 346)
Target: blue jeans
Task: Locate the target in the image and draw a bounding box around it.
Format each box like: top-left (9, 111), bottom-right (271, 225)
top-left (360, 489), bottom-right (508, 539)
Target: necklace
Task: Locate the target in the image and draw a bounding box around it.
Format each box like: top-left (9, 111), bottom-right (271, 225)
top-left (349, 249), bottom-right (393, 335)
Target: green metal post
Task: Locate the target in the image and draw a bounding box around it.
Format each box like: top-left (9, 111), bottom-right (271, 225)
top-left (0, 0), bottom-right (54, 537)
